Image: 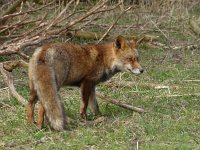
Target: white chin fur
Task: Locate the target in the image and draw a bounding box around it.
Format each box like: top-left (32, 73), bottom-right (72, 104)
top-left (124, 64), bottom-right (141, 75)
top-left (112, 61), bottom-right (142, 75)
top-left (131, 68), bottom-right (141, 75)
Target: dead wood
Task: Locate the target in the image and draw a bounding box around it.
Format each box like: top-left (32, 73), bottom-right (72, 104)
top-left (1, 0), bottom-right (27, 24)
top-left (98, 6), bottom-right (132, 43)
top-left (103, 80), bottom-right (179, 90)
top-left (3, 60), bottom-right (28, 72)
top-left (67, 30), bottom-right (107, 40)
top-left (0, 63), bottom-right (27, 105)
top-left (126, 34), bottom-right (159, 42)
top-left (189, 19), bottom-right (200, 36)
top-left (0, 2), bottom-right (54, 24)
top-left (96, 92), bottom-right (146, 113)
top-left (0, 0), bottom-right (114, 58)
top-left (154, 93), bottom-right (200, 98)
top-left (58, 0), bottom-right (109, 34)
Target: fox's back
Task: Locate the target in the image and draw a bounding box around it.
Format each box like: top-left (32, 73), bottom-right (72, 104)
top-left (29, 42), bottom-right (100, 87)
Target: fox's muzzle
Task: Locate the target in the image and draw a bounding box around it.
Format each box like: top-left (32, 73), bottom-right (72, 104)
top-left (139, 68), bottom-right (144, 73)
top-left (130, 68), bottom-right (144, 75)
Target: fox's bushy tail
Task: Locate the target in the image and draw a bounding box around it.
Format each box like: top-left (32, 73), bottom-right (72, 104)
top-left (29, 51), bottom-right (66, 131)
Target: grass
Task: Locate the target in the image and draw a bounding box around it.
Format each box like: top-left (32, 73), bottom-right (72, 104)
top-left (1, 2), bottom-right (200, 150)
top-left (1, 45), bottom-right (200, 149)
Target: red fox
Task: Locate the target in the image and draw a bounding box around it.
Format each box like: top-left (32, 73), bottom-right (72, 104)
top-left (27, 35), bottom-right (144, 131)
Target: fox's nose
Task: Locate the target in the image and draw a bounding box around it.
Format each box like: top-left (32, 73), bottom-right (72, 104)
top-left (140, 68), bottom-right (144, 73)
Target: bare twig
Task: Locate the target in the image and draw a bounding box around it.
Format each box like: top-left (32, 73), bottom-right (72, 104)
top-left (183, 80), bottom-right (200, 82)
top-left (154, 93), bottom-right (200, 98)
top-left (58, 0), bottom-right (109, 34)
top-left (0, 19), bottom-right (41, 34)
top-left (0, 2), bottom-right (54, 22)
top-left (144, 15), bottom-right (173, 49)
top-left (1, 0), bottom-right (26, 24)
top-left (103, 80), bottom-right (179, 90)
top-left (45, 0), bottom-right (75, 30)
top-left (0, 35), bottom-right (58, 57)
top-left (98, 6), bottom-right (132, 43)
top-left (96, 92), bottom-right (146, 113)
top-left (189, 19), bottom-right (200, 36)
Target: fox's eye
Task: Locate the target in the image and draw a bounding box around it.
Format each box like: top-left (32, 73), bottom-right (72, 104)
top-left (128, 57), bottom-right (139, 62)
top-left (127, 57), bottom-right (133, 61)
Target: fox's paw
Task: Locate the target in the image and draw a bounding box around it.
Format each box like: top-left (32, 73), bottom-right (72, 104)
top-left (80, 112), bottom-right (87, 121)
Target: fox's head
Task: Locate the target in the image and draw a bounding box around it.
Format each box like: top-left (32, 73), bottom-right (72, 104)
top-left (112, 35), bottom-right (144, 75)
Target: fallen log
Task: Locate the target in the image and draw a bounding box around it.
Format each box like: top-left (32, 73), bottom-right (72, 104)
top-left (67, 30), bottom-right (107, 40)
top-left (126, 34), bottom-right (159, 42)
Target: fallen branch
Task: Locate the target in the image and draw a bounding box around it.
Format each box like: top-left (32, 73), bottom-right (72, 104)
top-left (145, 15), bottom-right (173, 50)
top-left (1, 0), bottom-right (26, 24)
top-left (3, 60), bottom-right (28, 72)
top-left (0, 1), bottom-right (54, 23)
top-left (67, 30), bottom-right (107, 40)
top-left (45, 0), bottom-right (75, 30)
top-left (0, 35), bottom-right (58, 57)
top-left (0, 63), bottom-right (27, 105)
top-left (126, 34), bottom-right (159, 42)
top-left (58, 0), bottom-right (109, 34)
top-left (183, 80), bottom-right (200, 82)
top-left (103, 80), bottom-right (179, 90)
top-left (96, 92), bottom-right (146, 113)
top-left (154, 93), bottom-right (200, 98)
top-left (189, 19), bottom-right (200, 36)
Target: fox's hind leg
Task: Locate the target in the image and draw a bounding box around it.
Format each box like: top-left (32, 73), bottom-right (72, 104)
top-left (88, 86), bottom-right (101, 116)
top-left (27, 79), bottom-right (45, 129)
top-left (27, 79), bottom-right (38, 124)
top-left (37, 101), bottom-right (45, 129)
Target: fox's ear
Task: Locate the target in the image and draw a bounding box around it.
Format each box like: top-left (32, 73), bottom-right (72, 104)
top-left (115, 35), bottom-right (126, 49)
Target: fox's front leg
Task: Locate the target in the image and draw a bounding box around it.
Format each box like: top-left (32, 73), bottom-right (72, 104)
top-left (80, 81), bottom-right (93, 119)
top-left (88, 86), bottom-right (101, 116)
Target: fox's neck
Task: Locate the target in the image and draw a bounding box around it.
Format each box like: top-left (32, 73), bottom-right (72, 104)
top-left (96, 43), bottom-right (120, 79)
top-left (95, 42), bottom-right (116, 70)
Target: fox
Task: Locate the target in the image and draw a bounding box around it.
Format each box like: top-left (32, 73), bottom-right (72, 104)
top-left (26, 35), bottom-right (144, 131)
